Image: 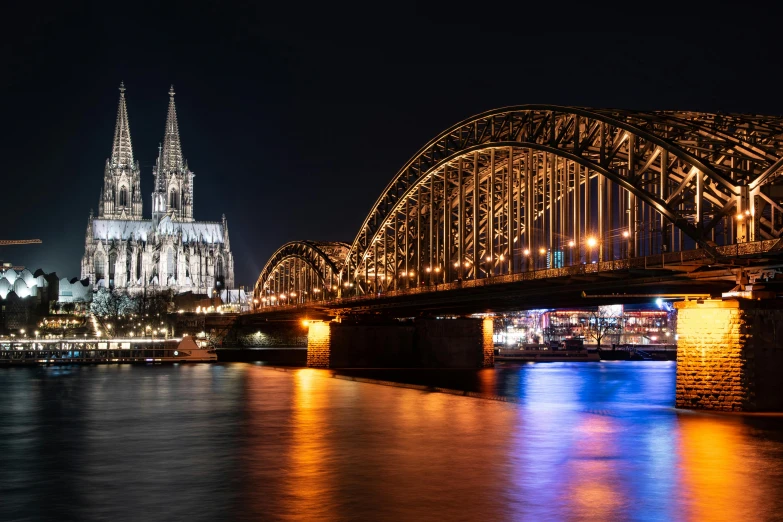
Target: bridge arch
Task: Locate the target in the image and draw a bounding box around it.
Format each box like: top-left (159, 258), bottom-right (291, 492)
top-left (339, 105), bottom-right (783, 295)
top-left (253, 241), bottom-right (349, 306)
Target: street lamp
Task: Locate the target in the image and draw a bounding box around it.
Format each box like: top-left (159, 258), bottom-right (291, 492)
top-left (586, 236), bottom-right (600, 268)
top-left (622, 230), bottom-right (631, 259)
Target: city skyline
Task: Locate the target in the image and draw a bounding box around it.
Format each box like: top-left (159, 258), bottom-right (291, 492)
top-left (4, 3), bottom-right (783, 286)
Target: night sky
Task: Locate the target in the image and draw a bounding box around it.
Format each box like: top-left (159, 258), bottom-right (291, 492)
top-left (2, 2), bottom-right (783, 287)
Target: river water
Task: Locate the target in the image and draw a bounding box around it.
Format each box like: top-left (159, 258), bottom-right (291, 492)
top-left (2, 361), bottom-right (783, 521)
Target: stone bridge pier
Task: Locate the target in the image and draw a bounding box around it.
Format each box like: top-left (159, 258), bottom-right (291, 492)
top-left (306, 317), bottom-right (495, 369)
top-left (676, 299), bottom-right (783, 412)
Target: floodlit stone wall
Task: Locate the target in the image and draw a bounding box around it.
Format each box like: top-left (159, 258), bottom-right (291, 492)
top-left (306, 321), bottom-right (332, 368)
top-left (676, 299), bottom-right (783, 412)
top-left (482, 317), bottom-right (495, 367)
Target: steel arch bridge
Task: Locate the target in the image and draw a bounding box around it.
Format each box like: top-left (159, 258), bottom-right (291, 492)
top-left (255, 105), bottom-right (783, 305)
top-left (254, 241), bottom-right (349, 306)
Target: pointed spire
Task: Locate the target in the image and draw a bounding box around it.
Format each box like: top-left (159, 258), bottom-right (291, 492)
top-left (110, 82), bottom-right (134, 168)
top-left (160, 84), bottom-right (183, 171)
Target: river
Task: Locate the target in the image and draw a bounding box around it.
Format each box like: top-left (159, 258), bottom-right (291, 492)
top-left (1, 361), bottom-right (782, 521)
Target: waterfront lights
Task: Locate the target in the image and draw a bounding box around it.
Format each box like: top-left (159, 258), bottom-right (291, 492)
top-left (302, 320), bottom-right (310, 327)
top-left (313, 288), bottom-right (320, 293)
top-left (586, 237), bottom-right (598, 248)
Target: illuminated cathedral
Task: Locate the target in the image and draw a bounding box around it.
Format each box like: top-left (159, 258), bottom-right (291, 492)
top-left (81, 84), bottom-right (234, 294)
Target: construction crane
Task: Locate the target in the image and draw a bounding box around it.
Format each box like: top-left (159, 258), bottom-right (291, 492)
top-left (0, 239), bottom-right (42, 246)
top-left (0, 239), bottom-right (42, 270)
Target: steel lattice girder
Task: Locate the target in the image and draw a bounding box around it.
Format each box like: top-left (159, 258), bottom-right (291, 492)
top-left (254, 241), bottom-right (350, 298)
top-left (340, 105), bottom-right (783, 290)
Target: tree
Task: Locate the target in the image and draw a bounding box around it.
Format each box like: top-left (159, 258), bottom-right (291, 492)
top-left (90, 288), bottom-right (138, 334)
top-left (585, 306), bottom-right (624, 350)
top-left (137, 288), bottom-right (174, 318)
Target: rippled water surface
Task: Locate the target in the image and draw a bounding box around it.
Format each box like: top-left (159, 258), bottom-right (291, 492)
top-left (2, 361), bottom-right (783, 521)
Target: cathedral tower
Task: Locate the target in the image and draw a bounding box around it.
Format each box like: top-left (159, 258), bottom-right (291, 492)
top-left (152, 86), bottom-right (194, 223)
top-left (98, 82), bottom-right (142, 219)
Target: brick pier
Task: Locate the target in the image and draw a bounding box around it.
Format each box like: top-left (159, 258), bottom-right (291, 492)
top-left (676, 299), bottom-right (783, 411)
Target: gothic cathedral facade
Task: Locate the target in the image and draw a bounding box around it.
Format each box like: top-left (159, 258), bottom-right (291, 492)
top-left (81, 84), bottom-right (235, 294)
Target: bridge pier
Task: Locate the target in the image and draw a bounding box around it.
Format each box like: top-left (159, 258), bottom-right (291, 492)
top-left (675, 299), bottom-right (783, 412)
top-left (307, 317), bottom-right (494, 369)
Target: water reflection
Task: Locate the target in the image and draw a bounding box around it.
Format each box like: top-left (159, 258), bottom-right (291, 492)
top-left (1, 362), bottom-right (783, 521)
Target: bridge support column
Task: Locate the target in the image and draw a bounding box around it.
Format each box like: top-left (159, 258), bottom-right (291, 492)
top-left (306, 317), bottom-right (494, 369)
top-left (675, 299), bottom-right (783, 412)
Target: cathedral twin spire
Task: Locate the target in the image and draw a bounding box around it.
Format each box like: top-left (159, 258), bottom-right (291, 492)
top-left (99, 83), bottom-right (194, 223)
top-left (110, 82), bottom-right (134, 168)
top-left (99, 82), bottom-right (141, 220)
top-left (153, 85), bottom-right (194, 223)
top-left (161, 85), bottom-right (184, 172)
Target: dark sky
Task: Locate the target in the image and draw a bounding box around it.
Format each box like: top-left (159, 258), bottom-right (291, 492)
top-left (2, 1), bottom-right (782, 287)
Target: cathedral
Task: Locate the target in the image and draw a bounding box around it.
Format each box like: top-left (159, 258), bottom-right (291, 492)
top-left (81, 84), bottom-right (234, 294)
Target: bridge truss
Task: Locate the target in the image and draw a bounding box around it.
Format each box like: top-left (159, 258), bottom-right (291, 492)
top-left (254, 241), bottom-right (349, 305)
top-left (256, 106), bottom-right (783, 302)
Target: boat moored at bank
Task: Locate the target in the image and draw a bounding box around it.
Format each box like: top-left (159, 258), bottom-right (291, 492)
top-left (0, 335), bottom-right (216, 365)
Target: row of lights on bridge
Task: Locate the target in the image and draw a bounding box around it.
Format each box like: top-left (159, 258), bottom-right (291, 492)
top-left (259, 233), bottom-right (645, 304)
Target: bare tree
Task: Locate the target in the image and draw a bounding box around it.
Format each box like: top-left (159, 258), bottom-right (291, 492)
top-left (90, 288), bottom-right (138, 334)
top-left (585, 306), bottom-right (624, 350)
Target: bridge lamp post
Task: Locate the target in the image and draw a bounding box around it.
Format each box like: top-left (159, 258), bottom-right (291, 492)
top-left (523, 249), bottom-right (531, 271)
top-left (568, 241), bottom-right (575, 266)
top-left (622, 230), bottom-right (631, 259)
top-left (586, 237), bottom-right (598, 266)
top-left (253, 298), bottom-right (258, 312)
top-left (538, 248), bottom-right (547, 270)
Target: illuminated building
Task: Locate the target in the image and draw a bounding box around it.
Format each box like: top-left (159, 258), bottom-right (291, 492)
top-left (495, 305), bottom-right (674, 347)
top-left (80, 84), bottom-right (234, 294)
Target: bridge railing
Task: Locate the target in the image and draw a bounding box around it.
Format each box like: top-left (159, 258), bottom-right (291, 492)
top-left (250, 239), bottom-right (780, 312)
